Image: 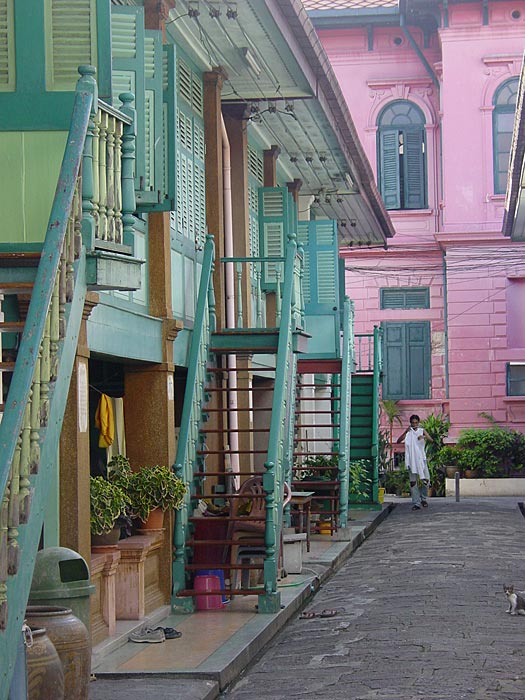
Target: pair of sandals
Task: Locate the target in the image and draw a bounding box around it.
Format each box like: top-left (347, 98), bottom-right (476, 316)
top-left (411, 500), bottom-right (428, 511)
top-left (299, 609), bottom-right (338, 619)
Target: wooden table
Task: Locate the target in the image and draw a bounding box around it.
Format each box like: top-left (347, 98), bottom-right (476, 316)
top-left (290, 491), bottom-right (314, 552)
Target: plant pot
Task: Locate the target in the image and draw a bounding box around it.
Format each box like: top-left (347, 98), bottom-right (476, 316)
top-left (463, 469), bottom-right (480, 479)
top-left (445, 466), bottom-right (460, 478)
top-left (25, 606), bottom-right (90, 700)
top-left (26, 627), bottom-right (65, 700)
top-left (91, 526), bottom-right (121, 547)
top-left (137, 507), bottom-right (164, 530)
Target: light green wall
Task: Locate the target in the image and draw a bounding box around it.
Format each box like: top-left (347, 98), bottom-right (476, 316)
top-left (0, 131), bottom-right (67, 242)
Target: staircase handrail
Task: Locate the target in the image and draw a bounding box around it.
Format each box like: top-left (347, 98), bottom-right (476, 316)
top-left (0, 85), bottom-right (93, 513)
top-left (0, 70), bottom-right (95, 697)
top-left (172, 234), bottom-right (215, 599)
top-left (338, 297), bottom-right (353, 526)
top-left (261, 234), bottom-right (298, 609)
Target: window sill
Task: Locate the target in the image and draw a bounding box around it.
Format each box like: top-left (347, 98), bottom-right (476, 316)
top-left (387, 209), bottom-right (434, 217)
top-left (502, 396), bottom-right (525, 402)
top-left (487, 194), bottom-right (505, 203)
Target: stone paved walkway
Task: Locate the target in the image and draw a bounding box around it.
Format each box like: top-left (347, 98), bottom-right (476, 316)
top-left (221, 498), bottom-right (525, 700)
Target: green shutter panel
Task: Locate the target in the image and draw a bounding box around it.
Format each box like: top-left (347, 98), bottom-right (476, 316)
top-left (258, 187), bottom-right (289, 290)
top-left (111, 5), bottom-right (146, 193)
top-left (407, 322), bottom-right (430, 399)
top-left (162, 44), bottom-right (177, 211)
top-left (404, 129), bottom-right (425, 209)
top-left (136, 29), bottom-right (164, 207)
top-left (0, 0), bottom-right (14, 91)
top-left (379, 129), bottom-right (400, 210)
top-left (193, 120), bottom-right (206, 248)
top-left (382, 322), bottom-right (406, 400)
top-left (298, 220), bottom-right (340, 359)
top-left (46, 0), bottom-right (96, 91)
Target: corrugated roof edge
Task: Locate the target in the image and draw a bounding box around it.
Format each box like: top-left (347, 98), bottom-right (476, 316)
top-left (275, 0), bottom-right (395, 240)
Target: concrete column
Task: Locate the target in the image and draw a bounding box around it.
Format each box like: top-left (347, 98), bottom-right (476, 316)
top-left (59, 293), bottom-right (98, 563)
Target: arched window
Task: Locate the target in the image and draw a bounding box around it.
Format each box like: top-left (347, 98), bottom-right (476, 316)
top-left (377, 101), bottom-right (426, 210)
top-left (493, 77), bottom-right (519, 194)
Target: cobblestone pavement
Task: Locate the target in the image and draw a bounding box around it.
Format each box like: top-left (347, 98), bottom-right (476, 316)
top-left (221, 498), bottom-right (525, 700)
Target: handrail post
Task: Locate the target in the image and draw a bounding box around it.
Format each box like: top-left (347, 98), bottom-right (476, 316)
top-left (79, 66), bottom-right (98, 251)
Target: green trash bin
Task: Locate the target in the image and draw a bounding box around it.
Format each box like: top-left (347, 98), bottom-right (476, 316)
top-left (28, 547), bottom-right (95, 631)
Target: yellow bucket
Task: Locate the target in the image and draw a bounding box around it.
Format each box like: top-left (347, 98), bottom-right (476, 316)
top-left (378, 487), bottom-right (385, 504)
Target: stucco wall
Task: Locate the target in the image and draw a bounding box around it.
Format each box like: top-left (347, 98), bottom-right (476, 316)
top-left (317, 1), bottom-right (525, 437)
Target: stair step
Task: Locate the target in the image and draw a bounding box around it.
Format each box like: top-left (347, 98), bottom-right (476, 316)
top-left (0, 252), bottom-right (41, 267)
top-left (297, 383), bottom-right (341, 389)
top-left (0, 282), bottom-right (34, 295)
top-left (185, 563), bottom-right (263, 570)
top-left (201, 428), bottom-right (270, 434)
top-left (204, 407), bottom-right (272, 412)
top-left (206, 366), bottom-right (276, 373)
top-left (196, 449), bottom-right (267, 455)
top-left (187, 539), bottom-right (265, 546)
top-left (176, 587), bottom-right (264, 597)
top-left (0, 321), bottom-right (24, 333)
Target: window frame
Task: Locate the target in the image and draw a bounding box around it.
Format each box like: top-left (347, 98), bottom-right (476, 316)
top-left (377, 100), bottom-right (427, 211)
top-left (381, 321), bottom-right (431, 400)
top-left (506, 362), bottom-right (525, 396)
top-left (492, 77), bottom-right (519, 195)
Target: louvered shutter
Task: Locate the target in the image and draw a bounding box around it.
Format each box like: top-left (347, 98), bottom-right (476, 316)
top-left (381, 287), bottom-right (430, 310)
top-left (162, 44), bottom-right (177, 209)
top-left (136, 29), bottom-right (164, 206)
top-left (111, 5), bottom-right (146, 193)
top-left (258, 187), bottom-right (289, 290)
top-left (0, 0), bottom-right (14, 91)
top-left (404, 129), bottom-right (426, 209)
top-left (46, 0), bottom-right (96, 91)
top-left (379, 129), bottom-right (401, 210)
top-left (298, 219), bottom-right (341, 359)
top-left (382, 321), bottom-right (430, 399)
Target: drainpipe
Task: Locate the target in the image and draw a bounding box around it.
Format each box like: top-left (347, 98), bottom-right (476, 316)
top-left (221, 115), bottom-right (240, 485)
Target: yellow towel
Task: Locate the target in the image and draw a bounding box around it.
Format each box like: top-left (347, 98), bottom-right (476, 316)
top-left (95, 393), bottom-right (115, 448)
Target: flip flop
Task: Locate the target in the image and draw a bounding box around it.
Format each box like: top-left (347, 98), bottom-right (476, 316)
top-left (299, 611), bottom-right (316, 619)
top-left (421, 500), bottom-right (428, 508)
top-left (319, 609), bottom-right (338, 618)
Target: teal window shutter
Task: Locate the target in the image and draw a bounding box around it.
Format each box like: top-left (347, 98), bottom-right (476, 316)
top-left (0, 0), bottom-right (15, 91)
top-left (378, 101), bottom-right (426, 210)
top-left (493, 78), bottom-right (519, 194)
top-left (136, 28), bottom-right (165, 207)
top-left (258, 186), bottom-right (289, 290)
top-left (404, 130), bottom-right (426, 209)
top-left (46, 0), bottom-right (97, 91)
top-left (297, 220), bottom-right (339, 313)
top-left (162, 43), bottom-right (177, 211)
top-left (379, 130), bottom-right (400, 210)
top-left (382, 321), bottom-right (430, 400)
top-left (380, 287), bottom-right (430, 310)
top-left (111, 5), bottom-right (146, 193)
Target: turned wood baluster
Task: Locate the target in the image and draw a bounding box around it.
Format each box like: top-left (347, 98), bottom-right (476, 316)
top-left (0, 481), bottom-right (8, 629)
top-left (275, 265), bottom-right (282, 326)
top-left (256, 262), bottom-right (263, 328)
top-left (7, 448), bottom-right (19, 576)
top-left (92, 110), bottom-right (100, 239)
top-left (106, 114), bottom-right (116, 243)
top-left (50, 275), bottom-right (60, 380)
top-left (30, 352), bottom-right (41, 473)
top-left (98, 110), bottom-right (108, 241)
top-left (40, 314), bottom-right (51, 427)
top-left (119, 93), bottom-right (136, 248)
top-left (114, 119), bottom-right (123, 245)
top-left (59, 232), bottom-right (67, 341)
top-left (19, 403), bottom-right (31, 524)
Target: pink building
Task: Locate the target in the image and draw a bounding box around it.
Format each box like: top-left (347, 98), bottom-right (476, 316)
top-left (305, 0), bottom-right (525, 438)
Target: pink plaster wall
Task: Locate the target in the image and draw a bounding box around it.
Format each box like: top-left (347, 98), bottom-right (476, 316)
top-left (317, 1), bottom-right (525, 437)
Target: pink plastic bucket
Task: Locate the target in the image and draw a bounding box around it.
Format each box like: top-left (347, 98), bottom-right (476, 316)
top-left (194, 574), bottom-right (224, 610)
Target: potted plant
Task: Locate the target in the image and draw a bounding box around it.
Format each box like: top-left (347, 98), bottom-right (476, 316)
top-left (90, 476), bottom-right (131, 545)
top-left (127, 464), bottom-right (187, 529)
top-left (348, 459), bottom-right (372, 502)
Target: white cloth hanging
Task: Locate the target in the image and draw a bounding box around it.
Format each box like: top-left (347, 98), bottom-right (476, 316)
top-left (404, 427), bottom-right (429, 480)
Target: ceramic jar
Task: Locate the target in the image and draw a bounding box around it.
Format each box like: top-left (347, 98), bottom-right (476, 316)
top-left (26, 627), bottom-right (65, 700)
top-left (25, 606), bottom-right (90, 700)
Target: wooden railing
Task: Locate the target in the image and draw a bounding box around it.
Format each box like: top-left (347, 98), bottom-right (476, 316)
top-left (172, 235), bottom-right (215, 610)
top-left (0, 71), bottom-right (94, 698)
top-left (220, 250), bottom-right (304, 331)
top-left (80, 68), bottom-right (136, 252)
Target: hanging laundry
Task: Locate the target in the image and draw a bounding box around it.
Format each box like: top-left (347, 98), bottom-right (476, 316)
top-left (95, 393), bottom-right (115, 448)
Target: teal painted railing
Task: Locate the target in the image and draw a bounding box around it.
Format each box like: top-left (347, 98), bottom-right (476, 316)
top-left (337, 298), bottom-right (353, 526)
top-left (370, 325), bottom-right (383, 504)
top-left (0, 76), bottom-right (95, 698)
top-left (260, 234), bottom-right (298, 613)
top-left (220, 254), bottom-right (304, 331)
top-left (172, 235), bottom-right (215, 611)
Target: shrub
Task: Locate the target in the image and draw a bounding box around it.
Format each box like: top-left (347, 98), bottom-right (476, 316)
top-left (456, 427), bottom-right (525, 477)
top-left (348, 459), bottom-right (372, 499)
